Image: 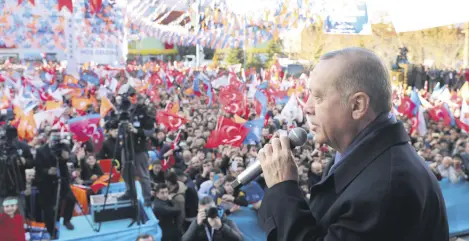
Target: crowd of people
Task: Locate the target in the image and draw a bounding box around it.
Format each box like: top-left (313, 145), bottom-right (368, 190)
top-left (0, 55), bottom-right (468, 241)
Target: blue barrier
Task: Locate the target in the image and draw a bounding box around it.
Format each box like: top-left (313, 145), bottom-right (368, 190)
top-left (230, 208), bottom-right (266, 241)
top-left (58, 182), bottom-right (162, 241)
top-left (440, 178), bottom-right (469, 237)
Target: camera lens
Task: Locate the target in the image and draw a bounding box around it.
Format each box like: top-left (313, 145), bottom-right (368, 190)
top-left (206, 207), bottom-right (218, 219)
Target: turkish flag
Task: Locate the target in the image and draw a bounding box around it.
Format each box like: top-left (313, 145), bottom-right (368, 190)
top-left (205, 117), bottom-right (249, 148)
top-left (156, 111), bottom-right (187, 131)
top-left (58, 0), bottom-right (73, 12)
top-left (428, 105), bottom-right (451, 125)
top-left (67, 114), bottom-right (101, 143)
top-left (18, 0), bottom-right (34, 5)
top-left (397, 96), bottom-right (416, 118)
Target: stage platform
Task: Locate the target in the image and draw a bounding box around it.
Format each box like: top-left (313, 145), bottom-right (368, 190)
top-left (57, 182), bottom-right (162, 241)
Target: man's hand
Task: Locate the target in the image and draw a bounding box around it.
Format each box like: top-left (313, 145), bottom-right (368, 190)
top-left (229, 205), bottom-right (240, 213)
top-left (76, 148), bottom-right (85, 160)
top-left (208, 216), bottom-right (222, 230)
top-left (222, 194), bottom-right (234, 202)
top-left (48, 167), bottom-right (57, 176)
top-left (258, 136), bottom-right (298, 188)
top-left (128, 123), bottom-right (138, 134)
top-left (197, 209), bottom-right (207, 225)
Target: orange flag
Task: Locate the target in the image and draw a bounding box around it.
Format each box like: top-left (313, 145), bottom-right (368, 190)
top-left (71, 97), bottom-right (91, 111)
top-left (100, 96), bottom-right (113, 117)
top-left (45, 101), bottom-right (62, 110)
top-left (71, 185), bottom-right (89, 216)
top-left (0, 95), bottom-right (9, 109)
top-left (167, 102), bottom-right (179, 114)
top-left (17, 112), bottom-right (36, 141)
top-left (63, 75), bottom-right (78, 85)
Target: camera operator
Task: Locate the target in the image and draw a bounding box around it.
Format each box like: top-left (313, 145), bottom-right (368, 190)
top-left (35, 130), bottom-right (76, 237)
top-left (117, 94), bottom-right (155, 206)
top-left (182, 196), bottom-right (243, 241)
top-left (98, 120), bottom-right (121, 170)
top-left (0, 125), bottom-right (34, 209)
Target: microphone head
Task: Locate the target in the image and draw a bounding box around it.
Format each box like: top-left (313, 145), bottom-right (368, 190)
top-left (289, 128), bottom-right (308, 147)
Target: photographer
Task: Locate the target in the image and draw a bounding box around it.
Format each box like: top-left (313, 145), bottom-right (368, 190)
top-left (98, 120), bottom-right (121, 169)
top-left (117, 94), bottom-right (155, 206)
top-left (35, 131), bottom-right (76, 237)
top-left (0, 125), bottom-right (34, 207)
top-left (182, 196), bottom-right (243, 241)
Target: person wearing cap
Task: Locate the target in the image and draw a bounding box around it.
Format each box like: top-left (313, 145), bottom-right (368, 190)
top-left (0, 197), bottom-right (26, 241)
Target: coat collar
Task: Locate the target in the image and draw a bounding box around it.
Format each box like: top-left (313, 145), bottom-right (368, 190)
top-left (331, 122), bottom-right (410, 194)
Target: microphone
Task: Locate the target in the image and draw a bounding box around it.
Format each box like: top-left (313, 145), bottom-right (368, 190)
top-left (231, 127), bottom-right (308, 189)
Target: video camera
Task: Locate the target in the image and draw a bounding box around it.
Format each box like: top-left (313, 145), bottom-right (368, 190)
top-left (49, 132), bottom-right (72, 157)
top-left (0, 125), bottom-right (23, 198)
top-left (0, 109), bottom-right (14, 123)
top-left (205, 206), bottom-right (223, 220)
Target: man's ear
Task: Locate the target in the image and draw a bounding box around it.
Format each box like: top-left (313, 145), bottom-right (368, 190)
top-left (349, 92), bottom-right (370, 120)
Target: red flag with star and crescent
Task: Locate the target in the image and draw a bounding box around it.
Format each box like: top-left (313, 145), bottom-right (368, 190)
top-left (205, 117), bottom-right (249, 148)
top-left (156, 111), bottom-right (187, 131)
top-left (397, 96), bottom-right (416, 118)
top-left (428, 105), bottom-right (452, 126)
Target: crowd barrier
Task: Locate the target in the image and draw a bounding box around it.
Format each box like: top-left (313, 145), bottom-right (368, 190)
top-left (440, 178), bottom-right (469, 237)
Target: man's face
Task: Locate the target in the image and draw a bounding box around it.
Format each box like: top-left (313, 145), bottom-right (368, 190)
top-left (157, 132), bottom-right (165, 141)
top-left (235, 166), bottom-right (245, 177)
top-left (191, 158), bottom-right (201, 168)
top-left (304, 59), bottom-right (352, 148)
top-left (156, 188), bottom-right (169, 201)
top-left (182, 151), bottom-right (192, 162)
top-left (110, 129), bottom-right (118, 138)
top-left (86, 155), bottom-right (97, 166)
top-left (207, 122), bottom-right (215, 130)
top-left (153, 164), bottom-right (162, 173)
top-left (203, 161), bottom-right (213, 171)
top-left (224, 182), bottom-right (234, 194)
top-left (25, 171), bottom-right (35, 183)
top-left (311, 162), bottom-right (323, 175)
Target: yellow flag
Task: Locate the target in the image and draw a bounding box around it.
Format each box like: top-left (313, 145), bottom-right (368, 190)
top-left (233, 115), bottom-right (247, 124)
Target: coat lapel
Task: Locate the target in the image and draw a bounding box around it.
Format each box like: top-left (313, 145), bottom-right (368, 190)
top-left (332, 122), bottom-right (410, 194)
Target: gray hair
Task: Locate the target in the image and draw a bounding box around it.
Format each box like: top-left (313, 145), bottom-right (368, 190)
top-left (319, 47), bottom-right (392, 114)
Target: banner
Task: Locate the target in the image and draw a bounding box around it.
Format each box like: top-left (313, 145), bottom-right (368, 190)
top-left (0, 0), bottom-right (67, 50)
top-left (69, 0), bottom-right (127, 65)
top-left (389, 0), bottom-right (469, 33)
top-left (322, 0), bottom-right (371, 35)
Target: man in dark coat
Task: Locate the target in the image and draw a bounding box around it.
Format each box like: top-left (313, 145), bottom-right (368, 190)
top-left (257, 48), bottom-right (449, 241)
top-left (182, 196), bottom-right (243, 241)
top-left (35, 131), bottom-right (76, 238)
top-left (152, 183), bottom-right (181, 241)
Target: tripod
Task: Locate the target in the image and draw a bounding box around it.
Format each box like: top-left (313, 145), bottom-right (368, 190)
top-left (50, 152), bottom-right (96, 239)
top-left (97, 120), bottom-right (145, 232)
